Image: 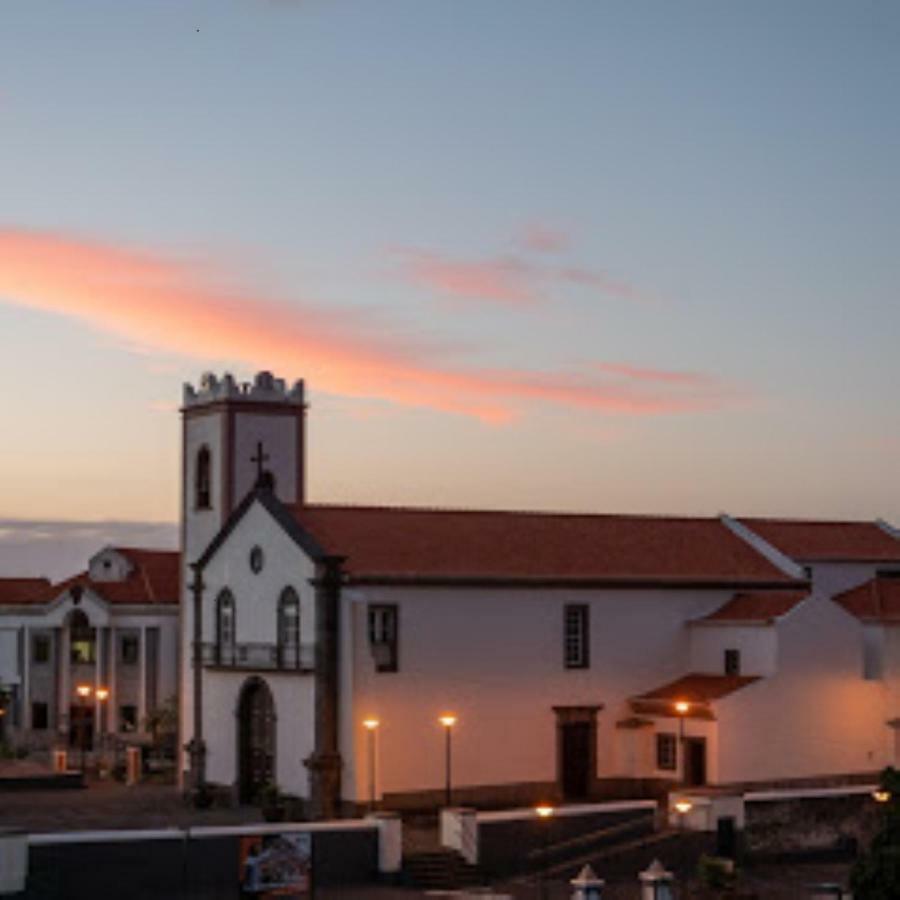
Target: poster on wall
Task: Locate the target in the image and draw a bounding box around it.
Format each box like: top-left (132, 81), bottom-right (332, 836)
top-left (239, 832), bottom-right (312, 898)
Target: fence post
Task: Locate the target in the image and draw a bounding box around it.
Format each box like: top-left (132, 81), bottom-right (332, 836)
top-left (639, 859), bottom-right (675, 900)
top-left (370, 812), bottom-right (402, 874)
top-left (570, 864), bottom-right (605, 899)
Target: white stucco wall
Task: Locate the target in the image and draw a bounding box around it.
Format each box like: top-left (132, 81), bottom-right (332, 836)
top-left (716, 591), bottom-right (891, 783)
top-left (340, 584), bottom-right (739, 801)
top-left (689, 624), bottom-right (778, 677)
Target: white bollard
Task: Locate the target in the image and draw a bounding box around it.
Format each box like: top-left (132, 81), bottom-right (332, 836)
top-left (0, 829), bottom-right (27, 896)
top-left (639, 859), bottom-right (675, 900)
top-left (440, 807), bottom-right (478, 865)
top-left (369, 811), bottom-right (402, 874)
top-left (570, 864), bottom-right (604, 899)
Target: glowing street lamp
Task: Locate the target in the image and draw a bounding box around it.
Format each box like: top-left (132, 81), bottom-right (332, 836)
top-left (674, 700), bottom-right (690, 784)
top-left (363, 718), bottom-right (380, 811)
top-left (873, 789), bottom-right (891, 804)
top-left (75, 684), bottom-right (92, 773)
top-left (439, 715), bottom-right (457, 807)
top-left (535, 805), bottom-right (555, 900)
top-left (673, 798), bottom-right (693, 832)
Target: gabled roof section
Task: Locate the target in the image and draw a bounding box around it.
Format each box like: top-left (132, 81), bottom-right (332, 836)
top-left (194, 487), bottom-right (326, 571)
top-left (833, 574), bottom-right (900, 623)
top-left (694, 590), bottom-right (808, 626)
top-left (739, 518), bottom-right (900, 563)
top-left (3, 550), bottom-right (179, 607)
top-left (288, 504), bottom-right (804, 587)
top-left (0, 578), bottom-right (52, 605)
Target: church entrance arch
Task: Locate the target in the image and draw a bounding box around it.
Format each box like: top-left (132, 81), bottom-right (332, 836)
top-left (237, 677), bottom-right (276, 804)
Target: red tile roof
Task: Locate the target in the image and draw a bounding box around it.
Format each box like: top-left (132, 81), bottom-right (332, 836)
top-left (0, 578), bottom-right (52, 605)
top-left (833, 576), bottom-right (900, 623)
top-left (696, 590), bottom-right (808, 625)
top-left (635, 673), bottom-right (760, 705)
top-left (740, 518), bottom-right (900, 562)
top-left (5, 549), bottom-right (179, 606)
top-left (291, 505), bottom-right (801, 586)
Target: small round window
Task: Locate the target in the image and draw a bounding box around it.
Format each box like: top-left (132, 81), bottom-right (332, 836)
top-left (249, 546), bottom-right (265, 574)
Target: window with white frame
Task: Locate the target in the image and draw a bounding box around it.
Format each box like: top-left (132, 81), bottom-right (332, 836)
top-left (656, 733), bottom-right (677, 771)
top-left (278, 587), bottom-right (301, 667)
top-left (564, 604), bottom-right (589, 669)
top-left (215, 589), bottom-right (236, 663)
top-left (368, 604), bottom-right (398, 673)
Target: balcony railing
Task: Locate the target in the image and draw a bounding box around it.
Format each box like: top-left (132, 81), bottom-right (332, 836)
top-left (198, 642), bottom-right (314, 672)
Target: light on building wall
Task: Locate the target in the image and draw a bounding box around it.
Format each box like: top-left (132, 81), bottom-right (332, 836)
top-left (873, 790), bottom-right (891, 804)
top-left (96, 688), bottom-right (110, 702)
top-left (76, 684), bottom-right (92, 699)
top-left (362, 718), bottom-right (380, 811)
top-left (535, 805), bottom-right (554, 818)
top-left (674, 799), bottom-right (693, 815)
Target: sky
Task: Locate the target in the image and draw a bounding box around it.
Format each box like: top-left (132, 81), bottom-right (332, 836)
top-left (1, 1), bottom-right (899, 578)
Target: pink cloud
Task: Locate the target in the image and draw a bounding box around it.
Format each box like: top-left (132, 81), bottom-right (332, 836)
top-left (395, 248), bottom-right (538, 307)
top-left (0, 227), bottom-right (734, 421)
top-left (593, 363), bottom-right (716, 387)
top-left (518, 224), bottom-right (570, 254)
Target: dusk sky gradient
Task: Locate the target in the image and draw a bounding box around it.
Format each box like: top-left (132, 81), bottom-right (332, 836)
top-left (1, 1), bottom-right (898, 576)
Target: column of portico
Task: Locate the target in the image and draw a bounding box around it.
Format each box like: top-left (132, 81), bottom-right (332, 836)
top-left (108, 626), bottom-right (117, 736)
top-left (138, 626), bottom-right (147, 732)
top-left (21, 625), bottom-right (30, 732)
top-left (94, 626), bottom-right (104, 744)
top-left (57, 626), bottom-right (70, 739)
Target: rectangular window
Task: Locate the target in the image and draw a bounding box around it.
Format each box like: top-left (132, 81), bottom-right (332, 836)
top-left (32, 634), bottom-right (51, 664)
top-left (120, 634), bottom-right (140, 665)
top-left (724, 648), bottom-right (741, 676)
top-left (367, 605), bottom-right (398, 673)
top-left (120, 705), bottom-right (138, 732)
top-left (656, 733), bottom-right (677, 771)
top-left (31, 701), bottom-right (49, 730)
top-left (564, 604), bottom-right (590, 669)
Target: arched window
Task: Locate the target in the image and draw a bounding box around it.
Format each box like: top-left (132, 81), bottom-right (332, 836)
top-left (215, 589), bottom-right (235, 665)
top-left (195, 446), bottom-right (212, 510)
top-left (277, 588), bottom-right (300, 669)
top-left (68, 608), bottom-right (96, 665)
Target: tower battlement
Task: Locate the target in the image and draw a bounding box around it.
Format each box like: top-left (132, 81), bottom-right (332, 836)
top-left (183, 370), bottom-right (305, 407)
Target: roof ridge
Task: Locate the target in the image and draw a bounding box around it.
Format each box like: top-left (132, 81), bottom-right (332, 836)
top-left (299, 502), bottom-right (723, 523)
top-left (740, 516), bottom-right (888, 527)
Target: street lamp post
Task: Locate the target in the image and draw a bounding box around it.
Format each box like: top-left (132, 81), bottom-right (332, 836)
top-left (363, 718), bottom-right (379, 812)
top-left (674, 700), bottom-right (690, 785)
top-left (95, 687), bottom-right (110, 765)
top-left (439, 715), bottom-right (457, 807)
top-left (535, 805), bottom-right (554, 900)
top-left (75, 684), bottom-right (92, 773)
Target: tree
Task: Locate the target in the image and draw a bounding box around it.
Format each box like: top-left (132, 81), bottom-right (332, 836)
top-left (142, 695), bottom-right (178, 757)
top-left (850, 767), bottom-right (900, 899)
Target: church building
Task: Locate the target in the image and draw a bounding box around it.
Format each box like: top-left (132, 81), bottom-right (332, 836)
top-left (179, 371), bottom-right (900, 815)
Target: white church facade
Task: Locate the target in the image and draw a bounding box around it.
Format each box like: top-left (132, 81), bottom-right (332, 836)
top-left (177, 371), bottom-right (900, 815)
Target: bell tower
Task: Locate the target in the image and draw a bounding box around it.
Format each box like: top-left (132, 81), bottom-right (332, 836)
top-left (178, 370), bottom-right (306, 784)
top-left (180, 370), bottom-right (306, 568)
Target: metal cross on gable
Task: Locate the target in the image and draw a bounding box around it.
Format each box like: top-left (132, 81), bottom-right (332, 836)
top-left (250, 441), bottom-right (270, 480)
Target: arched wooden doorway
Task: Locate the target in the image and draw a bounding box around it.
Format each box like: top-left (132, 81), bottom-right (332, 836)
top-left (237, 677), bottom-right (276, 804)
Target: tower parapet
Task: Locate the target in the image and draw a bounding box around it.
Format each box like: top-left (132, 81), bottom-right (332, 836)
top-left (183, 371), bottom-right (305, 408)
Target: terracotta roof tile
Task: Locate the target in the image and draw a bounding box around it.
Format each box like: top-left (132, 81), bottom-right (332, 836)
top-left (740, 518), bottom-right (900, 563)
top-left (0, 578), bottom-right (52, 605)
top-left (7, 549), bottom-right (179, 606)
top-left (290, 505), bottom-right (800, 586)
top-left (635, 673), bottom-right (760, 705)
top-left (696, 590), bottom-right (808, 624)
top-left (833, 575), bottom-right (900, 623)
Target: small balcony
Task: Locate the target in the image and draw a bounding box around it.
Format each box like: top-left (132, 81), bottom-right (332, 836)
top-left (198, 642), bottom-right (314, 672)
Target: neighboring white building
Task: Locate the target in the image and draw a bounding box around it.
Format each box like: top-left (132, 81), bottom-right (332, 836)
top-left (0, 547), bottom-right (179, 754)
top-left (178, 370), bottom-right (900, 815)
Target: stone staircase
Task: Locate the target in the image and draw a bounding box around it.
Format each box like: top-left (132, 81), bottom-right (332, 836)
top-left (402, 847), bottom-right (483, 890)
